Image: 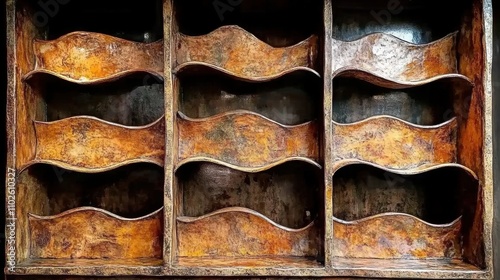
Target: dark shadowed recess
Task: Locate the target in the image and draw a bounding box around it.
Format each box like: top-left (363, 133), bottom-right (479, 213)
top-left (39, 0), bottom-right (164, 42)
top-left (32, 73), bottom-right (165, 126)
top-left (332, 0), bottom-right (469, 43)
top-left (333, 164), bottom-right (478, 225)
top-left (18, 163), bottom-right (164, 218)
top-left (179, 71), bottom-right (322, 125)
top-left (175, 0), bottom-right (323, 47)
top-left (176, 161), bottom-right (324, 229)
top-left (332, 78), bottom-right (456, 125)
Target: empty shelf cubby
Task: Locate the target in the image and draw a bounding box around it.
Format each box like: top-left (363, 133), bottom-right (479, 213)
top-left (175, 161), bottom-right (324, 267)
top-left (14, 163), bottom-right (164, 268)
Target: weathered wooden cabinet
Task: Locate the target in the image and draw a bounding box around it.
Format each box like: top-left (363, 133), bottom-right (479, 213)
top-left (5, 0), bottom-right (494, 279)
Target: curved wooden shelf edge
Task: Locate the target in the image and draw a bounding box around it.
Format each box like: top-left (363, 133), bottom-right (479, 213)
top-left (332, 213), bottom-right (462, 259)
top-left (333, 116), bottom-right (458, 171)
top-left (176, 25), bottom-right (320, 81)
top-left (177, 207), bottom-right (315, 232)
top-left (25, 31), bottom-right (164, 84)
top-left (175, 156), bottom-right (322, 173)
top-left (23, 116), bottom-right (165, 173)
top-left (332, 72), bottom-right (473, 91)
top-left (332, 160), bottom-right (479, 181)
top-left (177, 110), bottom-right (320, 172)
top-left (28, 207), bottom-right (164, 259)
top-left (174, 63), bottom-right (321, 83)
top-left (177, 207), bottom-right (318, 257)
top-left (23, 68), bottom-right (164, 85)
top-left (332, 32), bottom-right (463, 86)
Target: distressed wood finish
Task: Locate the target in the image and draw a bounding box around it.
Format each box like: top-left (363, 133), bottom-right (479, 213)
top-left (177, 111), bottom-right (320, 171)
top-left (28, 116), bottom-right (165, 172)
top-left (332, 214), bottom-right (462, 259)
top-left (332, 117), bottom-right (457, 171)
top-left (177, 207), bottom-right (319, 257)
top-left (29, 208), bottom-right (163, 259)
top-left (5, 0), bottom-right (494, 278)
top-left (176, 256), bottom-right (323, 268)
top-left (332, 32), bottom-right (462, 88)
top-left (25, 32), bottom-right (164, 84)
top-left (175, 25), bottom-right (320, 81)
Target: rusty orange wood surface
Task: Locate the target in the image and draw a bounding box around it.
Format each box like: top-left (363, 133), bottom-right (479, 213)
top-left (175, 25), bottom-right (319, 81)
top-left (332, 214), bottom-right (462, 259)
top-left (30, 116), bottom-right (164, 172)
top-left (29, 207), bottom-right (163, 259)
top-left (332, 33), bottom-right (459, 87)
top-left (177, 207), bottom-right (318, 257)
top-left (332, 116), bottom-right (457, 171)
top-left (25, 32), bottom-right (163, 84)
top-left (176, 256), bottom-right (323, 268)
top-left (177, 111), bottom-right (320, 171)
top-left (331, 257), bottom-right (482, 271)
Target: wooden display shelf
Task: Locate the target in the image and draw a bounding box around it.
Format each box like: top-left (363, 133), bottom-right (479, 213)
top-left (5, 0), bottom-right (493, 279)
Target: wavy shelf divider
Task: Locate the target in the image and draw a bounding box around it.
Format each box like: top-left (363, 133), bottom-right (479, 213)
top-left (177, 110), bottom-right (320, 172)
top-left (29, 207), bottom-right (163, 259)
top-left (333, 116), bottom-right (457, 171)
top-left (175, 25), bottom-right (320, 81)
top-left (24, 116), bottom-right (165, 172)
top-left (332, 213), bottom-right (462, 259)
top-left (331, 32), bottom-right (473, 88)
top-left (24, 32), bottom-right (164, 84)
top-left (177, 207), bottom-right (318, 257)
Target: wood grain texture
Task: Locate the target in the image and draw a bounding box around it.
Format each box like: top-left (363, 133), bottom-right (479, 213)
top-left (175, 256), bottom-right (323, 268)
top-left (332, 214), bottom-right (462, 259)
top-left (331, 257), bottom-right (484, 275)
top-left (29, 207), bottom-right (163, 259)
top-left (177, 111), bottom-right (320, 172)
top-left (177, 207), bottom-right (319, 257)
top-left (322, 0), bottom-right (335, 268)
top-left (175, 25), bottom-right (320, 81)
top-left (332, 32), bottom-right (463, 88)
top-left (332, 116), bottom-right (457, 171)
top-left (456, 0), bottom-right (492, 272)
top-left (9, 0), bottom-right (50, 265)
top-left (25, 32), bottom-right (163, 84)
top-left (28, 116), bottom-right (164, 172)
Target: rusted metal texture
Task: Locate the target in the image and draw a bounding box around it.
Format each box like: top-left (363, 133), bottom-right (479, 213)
top-left (28, 116), bottom-right (165, 172)
top-left (29, 207), bottom-right (163, 259)
top-left (332, 214), bottom-right (462, 259)
top-left (175, 25), bottom-right (320, 81)
top-left (177, 207), bottom-right (319, 257)
top-left (332, 116), bottom-right (457, 171)
top-left (332, 32), bottom-right (464, 88)
top-left (25, 32), bottom-right (164, 84)
top-left (177, 111), bottom-right (320, 172)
